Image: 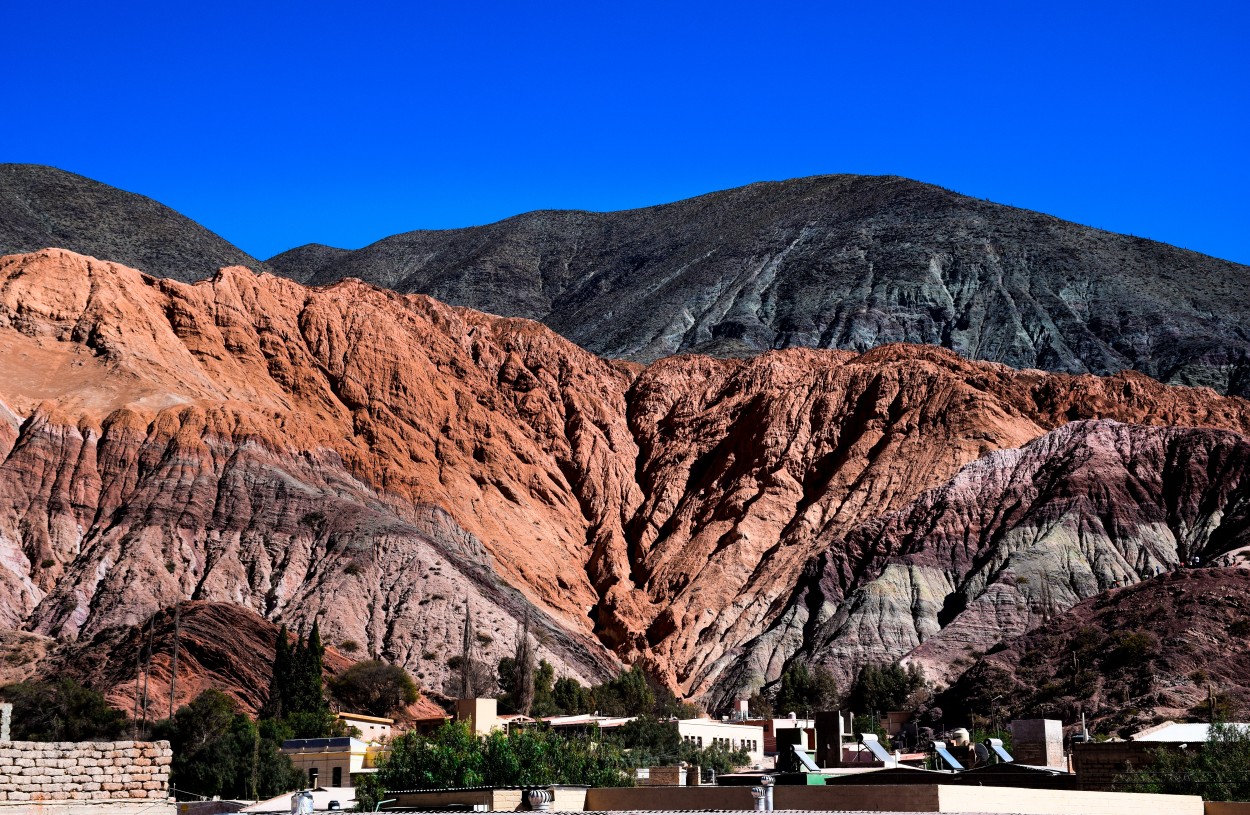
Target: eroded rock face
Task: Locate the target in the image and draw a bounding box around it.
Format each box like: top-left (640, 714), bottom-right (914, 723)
top-left (2, 249), bottom-right (1249, 704)
top-left (270, 175), bottom-right (1250, 396)
top-left (939, 568), bottom-right (1250, 735)
top-left (714, 420), bottom-right (1250, 707)
top-left (51, 601), bottom-right (357, 716)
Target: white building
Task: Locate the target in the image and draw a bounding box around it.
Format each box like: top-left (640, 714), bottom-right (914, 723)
top-left (337, 711), bottom-right (393, 743)
top-left (676, 718), bottom-right (765, 767)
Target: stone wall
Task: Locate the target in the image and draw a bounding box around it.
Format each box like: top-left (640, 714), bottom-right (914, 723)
top-left (0, 741), bottom-right (171, 803)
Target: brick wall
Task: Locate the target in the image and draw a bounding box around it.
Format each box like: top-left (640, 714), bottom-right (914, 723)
top-left (0, 740), bottom-right (171, 803)
top-left (1071, 741), bottom-right (1166, 792)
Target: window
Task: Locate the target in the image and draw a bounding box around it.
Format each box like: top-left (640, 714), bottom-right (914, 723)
top-left (332, 766), bottom-right (342, 787)
top-left (308, 767), bottom-right (318, 786)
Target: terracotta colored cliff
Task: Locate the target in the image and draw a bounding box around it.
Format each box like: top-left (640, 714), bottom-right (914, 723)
top-left (2, 249), bottom-right (1249, 703)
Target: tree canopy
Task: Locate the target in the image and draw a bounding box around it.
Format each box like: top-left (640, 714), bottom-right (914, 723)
top-left (0, 678), bottom-right (128, 741)
top-left (153, 689), bottom-right (301, 801)
top-left (260, 622), bottom-right (333, 738)
top-left (330, 660), bottom-right (419, 718)
top-left (356, 721), bottom-right (633, 809)
top-left (846, 662), bottom-right (927, 714)
top-left (773, 663), bottom-right (839, 716)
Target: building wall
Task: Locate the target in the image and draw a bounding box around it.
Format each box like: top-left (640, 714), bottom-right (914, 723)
top-left (338, 715), bottom-right (392, 743)
top-left (391, 789), bottom-right (492, 809)
top-left (0, 740), bottom-right (171, 804)
top-left (390, 789), bottom-right (524, 810)
top-left (936, 785), bottom-right (1202, 815)
top-left (285, 750), bottom-right (363, 787)
top-left (1071, 741), bottom-right (1168, 792)
top-left (1206, 803), bottom-right (1250, 815)
top-left (675, 721), bottom-right (764, 766)
top-left (1011, 720), bottom-right (1065, 771)
top-left (587, 783), bottom-right (1202, 814)
top-left (587, 785), bottom-right (754, 810)
top-left (456, 698), bottom-right (498, 736)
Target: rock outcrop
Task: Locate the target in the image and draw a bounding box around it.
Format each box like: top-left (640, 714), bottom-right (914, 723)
top-left (2, 249), bottom-right (1249, 705)
top-left (0, 164), bottom-right (265, 282)
top-left (49, 602), bottom-right (356, 716)
top-left (270, 175), bottom-right (1250, 395)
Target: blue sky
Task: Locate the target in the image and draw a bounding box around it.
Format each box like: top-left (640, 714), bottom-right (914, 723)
top-left (4, 1), bottom-right (1247, 263)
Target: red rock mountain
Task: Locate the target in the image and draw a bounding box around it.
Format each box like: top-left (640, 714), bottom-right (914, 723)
top-left (2, 249), bottom-right (1248, 705)
top-left (941, 568), bottom-right (1250, 735)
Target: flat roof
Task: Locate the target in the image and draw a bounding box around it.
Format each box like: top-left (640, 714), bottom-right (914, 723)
top-left (338, 711), bottom-right (394, 724)
top-left (1130, 722), bottom-right (1250, 742)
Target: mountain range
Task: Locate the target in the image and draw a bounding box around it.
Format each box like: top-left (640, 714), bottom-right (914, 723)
top-left (3, 165), bottom-right (1247, 395)
top-left (1, 165), bottom-right (1248, 725)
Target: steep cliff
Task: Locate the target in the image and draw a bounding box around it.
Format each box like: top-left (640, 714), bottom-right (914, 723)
top-left (2, 249), bottom-right (1249, 704)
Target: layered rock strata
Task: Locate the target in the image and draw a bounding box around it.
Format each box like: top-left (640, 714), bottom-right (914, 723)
top-left (2, 249), bottom-right (1248, 702)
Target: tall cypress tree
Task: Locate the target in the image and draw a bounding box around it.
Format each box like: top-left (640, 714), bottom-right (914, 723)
top-left (303, 621), bottom-right (326, 713)
top-left (262, 625), bottom-right (291, 719)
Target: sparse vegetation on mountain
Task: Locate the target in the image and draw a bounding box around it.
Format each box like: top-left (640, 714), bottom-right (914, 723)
top-left (0, 164), bottom-right (265, 281)
top-left (269, 174), bottom-right (1250, 396)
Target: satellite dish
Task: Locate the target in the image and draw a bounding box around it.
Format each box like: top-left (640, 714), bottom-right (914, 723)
top-left (974, 743), bottom-right (990, 764)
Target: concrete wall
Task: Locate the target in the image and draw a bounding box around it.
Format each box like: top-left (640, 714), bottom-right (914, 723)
top-left (1206, 804), bottom-right (1250, 815)
top-left (0, 804), bottom-right (175, 814)
top-left (587, 785), bottom-right (755, 810)
top-left (391, 788), bottom-right (524, 810)
top-left (637, 765), bottom-right (685, 786)
top-left (937, 785), bottom-right (1202, 815)
top-left (0, 740), bottom-right (171, 804)
top-left (1012, 719), bottom-right (1066, 771)
top-left (586, 783), bottom-right (1202, 814)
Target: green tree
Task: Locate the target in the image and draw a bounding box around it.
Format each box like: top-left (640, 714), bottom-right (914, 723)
top-left (773, 663), bottom-right (839, 716)
top-left (261, 624), bottom-right (292, 719)
top-left (1116, 721), bottom-right (1250, 800)
top-left (553, 676), bottom-right (590, 714)
top-left (330, 660), bottom-right (418, 718)
top-left (611, 715), bottom-right (684, 766)
top-left (357, 720), bottom-right (634, 808)
top-left (261, 623), bottom-right (333, 737)
top-left (847, 662), bottom-right (926, 714)
top-left (532, 660), bottom-right (558, 717)
top-left (746, 691), bottom-right (774, 719)
top-left (592, 666), bottom-right (655, 716)
top-left (608, 716), bottom-right (749, 774)
top-left (0, 678), bottom-right (128, 741)
top-left (153, 690), bottom-right (301, 801)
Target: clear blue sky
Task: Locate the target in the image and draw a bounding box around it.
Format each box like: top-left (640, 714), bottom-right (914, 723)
top-left (4, 1), bottom-right (1247, 264)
